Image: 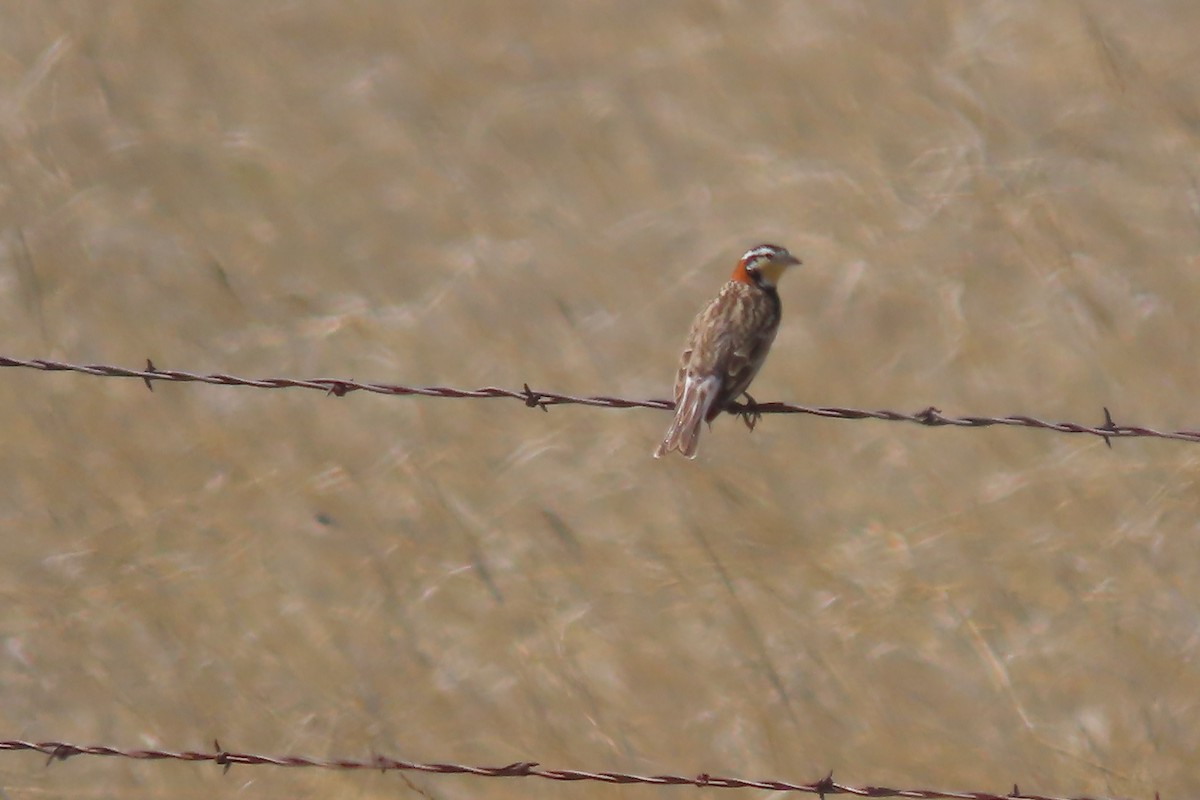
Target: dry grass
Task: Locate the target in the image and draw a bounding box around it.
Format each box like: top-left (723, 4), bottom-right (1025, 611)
top-left (2, 2), bottom-right (1200, 798)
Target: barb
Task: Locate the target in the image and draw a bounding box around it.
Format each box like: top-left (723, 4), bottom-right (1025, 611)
top-left (2, 355), bottom-right (1197, 445)
top-left (0, 740), bottom-right (1130, 800)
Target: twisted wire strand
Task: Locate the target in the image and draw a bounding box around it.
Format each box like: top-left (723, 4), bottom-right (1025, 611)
top-left (0, 354), bottom-right (1154, 800)
top-left (0, 739), bottom-right (1124, 800)
top-left (2, 355), bottom-right (1196, 445)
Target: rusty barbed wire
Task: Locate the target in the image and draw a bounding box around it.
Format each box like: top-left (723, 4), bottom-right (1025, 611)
top-left (2, 355), bottom-right (1197, 446)
top-left (0, 739), bottom-right (1131, 800)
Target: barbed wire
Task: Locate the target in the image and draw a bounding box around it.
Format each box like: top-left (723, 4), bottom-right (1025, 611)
top-left (0, 352), bottom-right (1159, 800)
top-left (2, 355), bottom-right (1197, 446)
top-left (0, 739), bottom-right (1132, 800)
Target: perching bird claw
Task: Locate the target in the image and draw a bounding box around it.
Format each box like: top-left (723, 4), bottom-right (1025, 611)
top-left (733, 393), bottom-right (762, 431)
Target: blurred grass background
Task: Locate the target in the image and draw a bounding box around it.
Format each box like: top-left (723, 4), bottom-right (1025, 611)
top-left (2, 2), bottom-right (1200, 798)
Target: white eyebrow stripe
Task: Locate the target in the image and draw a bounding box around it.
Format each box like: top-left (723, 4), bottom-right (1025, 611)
top-left (741, 244), bottom-right (786, 264)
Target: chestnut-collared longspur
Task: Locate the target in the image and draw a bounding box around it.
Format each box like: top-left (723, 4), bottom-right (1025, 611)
top-left (654, 243), bottom-right (802, 459)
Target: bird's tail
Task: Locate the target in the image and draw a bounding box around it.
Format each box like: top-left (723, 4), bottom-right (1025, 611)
top-left (653, 375), bottom-right (721, 459)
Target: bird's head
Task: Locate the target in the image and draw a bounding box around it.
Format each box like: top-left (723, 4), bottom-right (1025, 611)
top-left (731, 243), bottom-right (801, 288)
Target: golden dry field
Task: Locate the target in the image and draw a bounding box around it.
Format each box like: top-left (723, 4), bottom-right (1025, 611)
top-left (3, 3), bottom-right (1200, 798)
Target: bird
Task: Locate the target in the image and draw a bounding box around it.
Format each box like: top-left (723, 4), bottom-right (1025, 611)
top-left (653, 243), bottom-right (802, 459)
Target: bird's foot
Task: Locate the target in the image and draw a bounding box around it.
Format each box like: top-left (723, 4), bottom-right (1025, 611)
top-left (731, 392), bottom-right (762, 431)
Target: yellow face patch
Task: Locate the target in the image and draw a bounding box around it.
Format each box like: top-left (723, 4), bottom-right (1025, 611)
top-left (755, 253), bottom-right (800, 286)
top-left (756, 260), bottom-right (789, 286)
